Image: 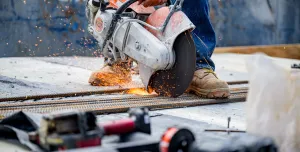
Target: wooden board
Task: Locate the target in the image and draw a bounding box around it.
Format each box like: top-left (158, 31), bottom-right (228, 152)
top-left (215, 44), bottom-right (300, 60)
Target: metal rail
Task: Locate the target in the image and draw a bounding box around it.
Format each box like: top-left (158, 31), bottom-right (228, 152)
top-left (0, 87), bottom-right (248, 109)
top-left (0, 90), bottom-right (247, 119)
top-left (0, 88), bottom-right (134, 102)
top-left (0, 81), bottom-right (249, 119)
top-left (0, 81), bottom-right (248, 102)
top-left (226, 80), bottom-right (248, 85)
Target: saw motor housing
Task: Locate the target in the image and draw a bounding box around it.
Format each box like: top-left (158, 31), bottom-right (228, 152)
top-left (87, 0), bottom-right (196, 96)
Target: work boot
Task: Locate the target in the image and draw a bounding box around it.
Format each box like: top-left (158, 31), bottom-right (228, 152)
top-left (89, 62), bottom-right (132, 86)
top-left (186, 69), bottom-right (230, 98)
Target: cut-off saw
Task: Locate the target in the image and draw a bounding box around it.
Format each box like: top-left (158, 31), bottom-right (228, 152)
top-left (86, 0), bottom-right (196, 97)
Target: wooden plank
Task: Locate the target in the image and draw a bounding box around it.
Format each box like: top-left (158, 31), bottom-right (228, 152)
top-left (214, 44), bottom-right (300, 60)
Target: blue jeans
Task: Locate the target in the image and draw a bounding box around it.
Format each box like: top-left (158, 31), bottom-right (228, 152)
top-left (170, 0), bottom-right (216, 70)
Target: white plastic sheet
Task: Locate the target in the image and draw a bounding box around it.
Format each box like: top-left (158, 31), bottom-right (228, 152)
top-left (246, 54), bottom-right (300, 152)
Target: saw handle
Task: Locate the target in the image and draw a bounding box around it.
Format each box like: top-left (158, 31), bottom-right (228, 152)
top-left (115, 0), bottom-right (139, 14)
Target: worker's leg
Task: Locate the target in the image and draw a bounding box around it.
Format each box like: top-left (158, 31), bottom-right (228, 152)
top-left (171, 0), bottom-right (230, 98)
top-left (170, 0), bottom-right (215, 70)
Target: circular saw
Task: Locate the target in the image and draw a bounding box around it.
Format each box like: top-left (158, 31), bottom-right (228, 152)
top-left (86, 0), bottom-right (196, 97)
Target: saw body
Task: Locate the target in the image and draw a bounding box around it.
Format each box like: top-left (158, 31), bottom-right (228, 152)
top-left (86, 0), bottom-right (196, 97)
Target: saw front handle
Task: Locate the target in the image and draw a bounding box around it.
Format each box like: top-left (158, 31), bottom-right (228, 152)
top-left (159, 0), bottom-right (185, 33)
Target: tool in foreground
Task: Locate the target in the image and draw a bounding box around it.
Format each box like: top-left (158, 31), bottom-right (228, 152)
top-left (1, 109), bottom-right (277, 152)
top-left (28, 108), bottom-right (150, 151)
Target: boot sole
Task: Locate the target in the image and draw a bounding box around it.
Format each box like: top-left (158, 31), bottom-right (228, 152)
top-left (186, 86), bottom-right (230, 99)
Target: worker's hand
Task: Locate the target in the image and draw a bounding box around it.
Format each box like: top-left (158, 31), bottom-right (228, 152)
top-left (138, 0), bottom-right (167, 7)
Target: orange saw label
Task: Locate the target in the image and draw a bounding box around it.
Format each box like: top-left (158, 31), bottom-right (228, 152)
top-left (95, 17), bottom-right (104, 33)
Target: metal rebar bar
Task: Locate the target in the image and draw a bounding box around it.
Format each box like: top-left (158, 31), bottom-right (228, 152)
top-left (0, 93), bottom-right (247, 119)
top-left (0, 81), bottom-right (248, 102)
top-left (0, 88), bottom-right (137, 102)
top-left (204, 129), bottom-right (246, 133)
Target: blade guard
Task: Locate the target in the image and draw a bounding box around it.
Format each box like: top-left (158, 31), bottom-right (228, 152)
top-left (145, 7), bottom-right (195, 50)
top-left (139, 6), bottom-right (195, 89)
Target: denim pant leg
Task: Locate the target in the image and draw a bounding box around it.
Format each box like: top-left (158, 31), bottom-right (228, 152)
top-left (170, 0), bottom-right (216, 70)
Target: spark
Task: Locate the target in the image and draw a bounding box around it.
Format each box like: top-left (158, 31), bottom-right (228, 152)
top-left (126, 88), bottom-right (152, 96)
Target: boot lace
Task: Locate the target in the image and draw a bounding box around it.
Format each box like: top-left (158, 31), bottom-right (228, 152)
top-left (204, 69), bottom-right (218, 78)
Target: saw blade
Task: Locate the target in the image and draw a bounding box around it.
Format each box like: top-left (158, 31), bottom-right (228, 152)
top-left (148, 32), bottom-right (196, 97)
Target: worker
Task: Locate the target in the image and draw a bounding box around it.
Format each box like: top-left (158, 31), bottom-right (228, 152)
top-left (88, 0), bottom-right (230, 98)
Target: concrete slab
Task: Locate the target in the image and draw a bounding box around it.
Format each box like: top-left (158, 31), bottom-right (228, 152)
top-left (0, 54), bottom-right (252, 97)
top-left (0, 57), bottom-right (142, 97)
top-left (157, 103), bottom-right (246, 130)
top-left (0, 53), bottom-right (299, 130)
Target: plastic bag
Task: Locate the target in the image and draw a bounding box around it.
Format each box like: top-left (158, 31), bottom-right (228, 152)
top-left (246, 54), bottom-right (300, 152)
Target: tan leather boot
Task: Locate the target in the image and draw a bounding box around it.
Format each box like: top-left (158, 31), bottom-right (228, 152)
top-left (89, 62), bottom-right (132, 86)
top-left (187, 69), bottom-right (230, 98)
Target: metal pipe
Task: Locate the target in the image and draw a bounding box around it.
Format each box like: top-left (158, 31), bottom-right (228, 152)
top-left (204, 129), bottom-right (246, 133)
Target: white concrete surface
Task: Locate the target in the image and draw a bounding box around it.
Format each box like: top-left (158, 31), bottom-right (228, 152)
top-left (0, 57), bottom-right (142, 97)
top-left (0, 53), bottom-right (299, 130)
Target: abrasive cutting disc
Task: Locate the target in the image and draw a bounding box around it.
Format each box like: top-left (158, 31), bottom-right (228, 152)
top-left (148, 32), bottom-right (196, 97)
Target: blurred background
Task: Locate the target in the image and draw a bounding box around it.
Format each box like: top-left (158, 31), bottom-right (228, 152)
top-left (0, 0), bottom-right (299, 57)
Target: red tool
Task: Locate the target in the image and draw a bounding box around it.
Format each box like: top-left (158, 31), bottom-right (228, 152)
top-left (99, 108), bottom-right (151, 135)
